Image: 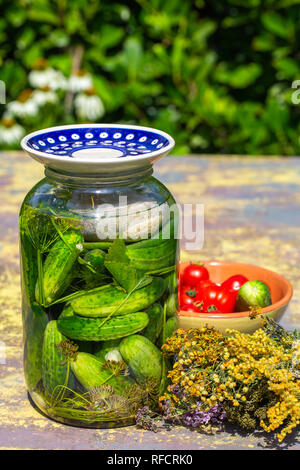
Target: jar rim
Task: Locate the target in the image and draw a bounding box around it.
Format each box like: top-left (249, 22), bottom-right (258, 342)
top-left (44, 165), bottom-right (154, 186)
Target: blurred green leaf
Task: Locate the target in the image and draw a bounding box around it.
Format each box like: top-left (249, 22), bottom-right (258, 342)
top-left (215, 63), bottom-right (262, 88)
top-left (252, 33), bottom-right (275, 51)
top-left (27, 1), bottom-right (58, 25)
top-left (274, 57), bottom-right (300, 80)
top-left (0, 0), bottom-right (299, 156)
top-left (97, 25), bottom-right (124, 50)
top-left (261, 12), bottom-right (295, 41)
top-left (123, 37), bottom-right (143, 82)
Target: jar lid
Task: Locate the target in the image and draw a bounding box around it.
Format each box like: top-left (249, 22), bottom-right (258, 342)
top-left (21, 124), bottom-right (175, 175)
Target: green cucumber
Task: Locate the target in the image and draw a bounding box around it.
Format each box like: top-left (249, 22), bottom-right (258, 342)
top-left (126, 238), bottom-right (177, 272)
top-left (71, 276), bottom-right (165, 317)
top-left (20, 228), bottom-right (37, 304)
top-left (120, 335), bottom-right (162, 383)
top-left (81, 248), bottom-right (108, 288)
top-left (165, 293), bottom-right (179, 318)
top-left (143, 303), bottom-right (164, 343)
top-left (71, 352), bottom-right (134, 393)
top-left (42, 320), bottom-right (75, 396)
top-left (82, 241), bottom-right (113, 250)
top-left (58, 308), bottom-right (149, 341)
top-left (36, 230), bottom-right (83, 306)
top-left (84, 249), bottom-right (106, 272)
top-left (94, 339), bottom-right (121, 361)
top-left (164, 271), bottom-right (177, 294)
top-left (23, 303), bottom-right (48, 390)
top-left (157, 316), bottom-right (178, 348)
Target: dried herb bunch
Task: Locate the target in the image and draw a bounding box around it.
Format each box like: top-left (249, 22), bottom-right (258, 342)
top-left (160, 318), bottom-right (300, 442)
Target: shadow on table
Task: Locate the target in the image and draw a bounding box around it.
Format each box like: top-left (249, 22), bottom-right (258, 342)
top-left (28, 392), bottom-right (50, 419)
top-left (28, 393), bottom-right (299, 449)
top-left (223, 422), bottom-right (300, 450)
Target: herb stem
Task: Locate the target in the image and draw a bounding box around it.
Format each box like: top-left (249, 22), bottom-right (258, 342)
top-left (96, 276), bottom-right (148, 329)
top-left (47, 283), bottom-right (112, 306)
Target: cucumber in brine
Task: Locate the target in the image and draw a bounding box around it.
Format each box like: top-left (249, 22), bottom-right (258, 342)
top-left (23, 302), bottom-right (48, 390)
top-left (35, 230), bottom-right (83, 306)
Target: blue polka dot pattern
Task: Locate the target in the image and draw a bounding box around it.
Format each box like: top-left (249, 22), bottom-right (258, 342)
top-left (27, 127), bottom-right (170, 158)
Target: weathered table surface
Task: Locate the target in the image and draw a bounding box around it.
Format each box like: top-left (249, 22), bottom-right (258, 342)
top-left (0, 152), bottom-right (299, 450)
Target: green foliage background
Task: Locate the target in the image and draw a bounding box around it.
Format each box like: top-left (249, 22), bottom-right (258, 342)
top-left (1, 0), bottom-right (300, 155)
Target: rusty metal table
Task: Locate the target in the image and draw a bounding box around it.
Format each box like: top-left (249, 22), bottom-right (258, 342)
top-left (0, 152), bottom-right (299, 450)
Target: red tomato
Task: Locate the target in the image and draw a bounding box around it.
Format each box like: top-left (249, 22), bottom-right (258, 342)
top-left (222, 275), bottom-right (248, 292)
top-left (180, 283), bottom-right (199, 305)
top-left (201, 284), bottom-right (221, 310)
top-left (181, 304), bottom-right (201, 313)
top-left (193, 280), bottom-right (216, 304)
top-left (196, 279), bottom-right (215, 290)
top-left (201, 284), bottom-right (236, 313)
top-left (182, 264), bottom-right (209, 287)
top-left (215, 289), bottom-right (237, 313)
top-left (180, 290), bottom-right (197, 306)
top-left (181, 284), bottom-right (197, 295)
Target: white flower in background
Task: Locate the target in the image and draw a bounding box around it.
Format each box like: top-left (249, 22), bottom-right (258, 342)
top-left (32, 87), bottom-right (58, 106)
top-left (28, 58), bottom-right (67, 90)
top-left (29, 69), bottom-right (67, 90)
top-left (68, 70), bottom-right (93, 92)
top-left (74, 88), bottom-right (105, 121)
top-left (7, 89), bottom-right (38, 118)
top-left (0, 118), bottom-right (25, 145)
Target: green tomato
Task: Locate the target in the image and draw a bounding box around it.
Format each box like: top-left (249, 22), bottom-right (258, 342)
top-left (235, 280), bottom-right (272, 311)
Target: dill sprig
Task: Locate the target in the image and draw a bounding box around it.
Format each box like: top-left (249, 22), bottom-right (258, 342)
top-left (21, 205), bottom-right (79, 254)
top-left (41, 378), bottom-right (158, 424)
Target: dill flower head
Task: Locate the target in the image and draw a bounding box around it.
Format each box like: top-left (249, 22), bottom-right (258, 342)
top-left (105, 395), bottom-right (133, 416)
top-left (56, 339), bottom-right (78, 363)
top-left (101, 360), bottom-right (130, 377)
top-left (89, 385), bottom-right (115, 403)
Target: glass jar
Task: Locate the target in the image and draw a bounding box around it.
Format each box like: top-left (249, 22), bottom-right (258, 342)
top-left (20, 125), bottom-right (179, 427)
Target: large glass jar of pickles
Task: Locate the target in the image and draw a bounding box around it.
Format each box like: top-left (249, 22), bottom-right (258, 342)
top-left (20, 125), bottom-right (179, 427)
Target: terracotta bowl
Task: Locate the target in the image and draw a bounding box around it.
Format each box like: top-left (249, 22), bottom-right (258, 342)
top-left (178, 261), bottom-right (293, 334)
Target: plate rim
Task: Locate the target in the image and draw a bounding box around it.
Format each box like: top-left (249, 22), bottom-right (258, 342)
top-left (21, 123), bottom-right (175, 164)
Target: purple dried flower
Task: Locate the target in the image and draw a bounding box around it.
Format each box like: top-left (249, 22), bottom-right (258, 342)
top-left (169, 385), bottom-right (180, 395)
top-left (181, 404), bottom-right (226, 428)
top-left (160, 399), bottom-right (182, 425)
top-left (160, 400), bottom-right (171, 418)
top-left (135, 406), bottom-right (158, 432)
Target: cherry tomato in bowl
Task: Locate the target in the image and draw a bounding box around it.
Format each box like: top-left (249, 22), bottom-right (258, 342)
top-left (182, 264), bottom-right (209, 287)
top-left (201, 284), bottom-right (237, 313)
top-left (192, 280), bottom-right (217, 304)
top-left (222, 275), bottom-right (248, 292)
top-left (180, 284), bottom-right (198, 304)
top-left (180, 291), bottom-right (197, 306)
top-left (195, 279), bottom-right (216, 291)
top-left (181, 304), bottom-right (201, 313)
